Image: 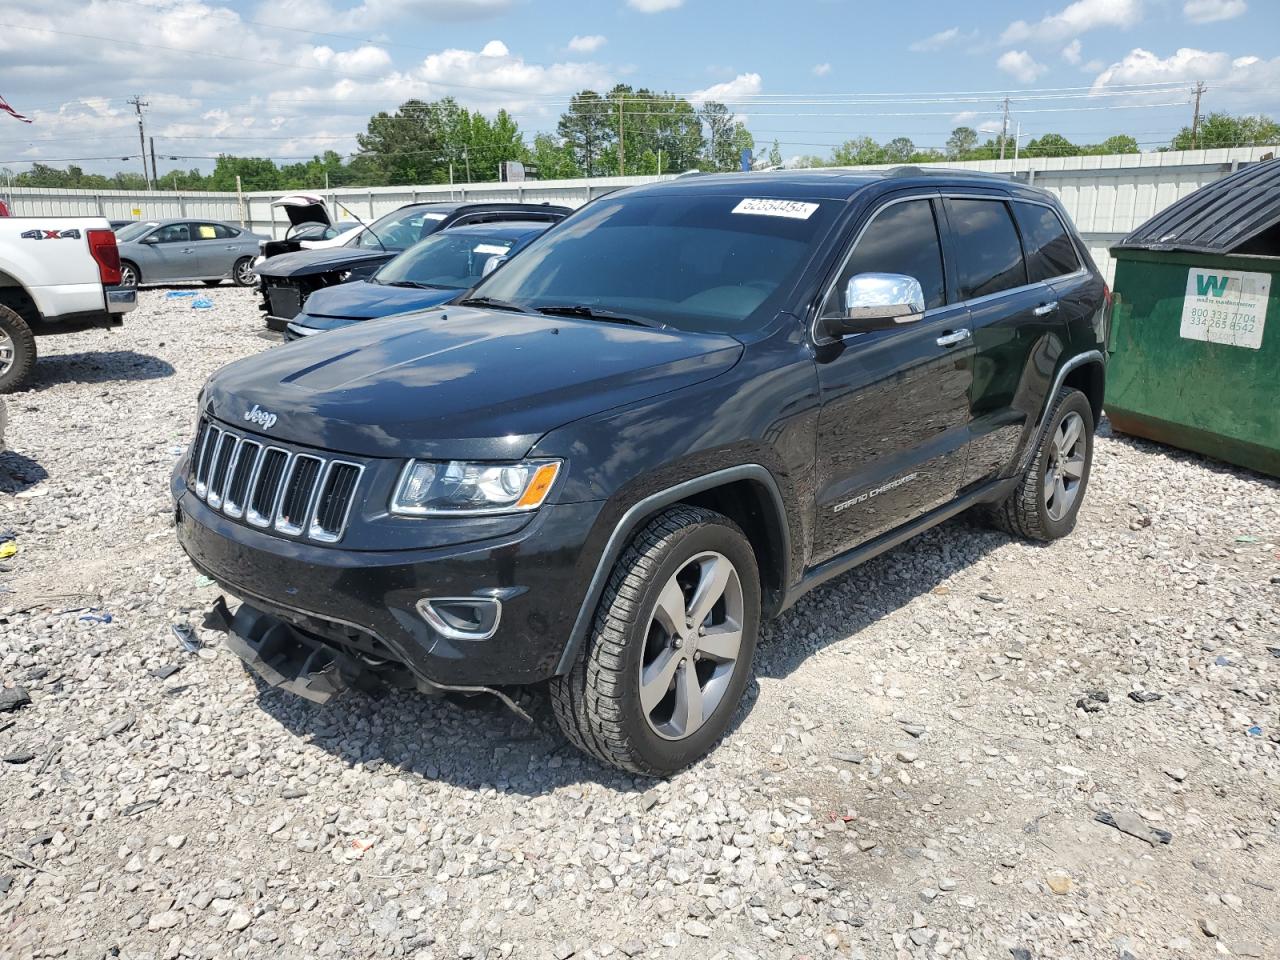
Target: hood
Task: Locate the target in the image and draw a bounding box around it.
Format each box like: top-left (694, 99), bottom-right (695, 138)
top-left (300, 279), bottom-right (460, 321)
top-left (273, 193), bottom-right (332, 229)
top-left (203, 307), bottom-right (743, 459)
top-left (256, 246), bottom-right (392, 280)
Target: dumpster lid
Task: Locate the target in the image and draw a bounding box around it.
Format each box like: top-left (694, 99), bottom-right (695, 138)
top-left (1113, 157), bottom-right (1280, 256)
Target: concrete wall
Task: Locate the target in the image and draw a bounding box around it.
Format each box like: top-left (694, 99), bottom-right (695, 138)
top-left (4, 145), bottom-right (1276, 281)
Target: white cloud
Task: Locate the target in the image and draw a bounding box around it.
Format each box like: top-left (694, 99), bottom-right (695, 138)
top-left (309, 44), bottom-right (393, 74)
top-left (1002, 0), bottom-right (1143, 44)
top-left (567, 34), bottom-right (607, 53)
top-left (1183, 0), bottom-right (1246, 22)
top-left (812, 62), bottom-right (831, 76)
top-left (909, 27), bottom-right (979, 53)
top-left (977, 120), bottom-right (1004, 134)
top-left (627, 0), bottom-right (682, 11)
top-left (997, 50), bottom-right (1049, 83)
top-left (1062, 39), bottom-right (1082, 64)
top-left (690, 72), bottom-right (763, 105)
top-left (1090, 46), bottom-right (1280, 112)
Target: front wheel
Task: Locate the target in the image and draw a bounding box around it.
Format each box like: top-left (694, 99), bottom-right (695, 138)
top-left (550, 505), bottom-right (761, 776)
top-left (987, 386), bottom-right (1094, 541)
top-left (233, 257), bottom-right (256, 287)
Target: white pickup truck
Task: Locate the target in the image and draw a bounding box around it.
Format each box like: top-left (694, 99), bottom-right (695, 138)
top-left (0, 217), bottom-right (137, 392)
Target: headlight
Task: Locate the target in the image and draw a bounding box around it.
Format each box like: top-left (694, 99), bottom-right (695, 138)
top-left (390, 459), bottom-right (561, 516)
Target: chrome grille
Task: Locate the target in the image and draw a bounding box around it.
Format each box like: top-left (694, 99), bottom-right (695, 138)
top-left (189, 418), bottom-right (363, 542)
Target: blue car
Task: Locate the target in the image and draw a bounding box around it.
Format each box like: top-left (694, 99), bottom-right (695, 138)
top-left (283, 222), bottom-right (551, 341)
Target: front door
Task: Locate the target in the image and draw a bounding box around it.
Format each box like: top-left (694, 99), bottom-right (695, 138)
top-left (811, 196), bottom-right (974, 564)
top-left (147, 222), bottom-right (200, 281)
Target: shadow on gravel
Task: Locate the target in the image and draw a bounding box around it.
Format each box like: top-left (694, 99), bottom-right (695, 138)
top-left (249, 668), bottom-right (665, 795)
top-left (0, 451), bottom-right (49, 493)
top-left (23, 350), bottom-right (175, 391)
top-left (754, 514), bottom-right (1010, 681)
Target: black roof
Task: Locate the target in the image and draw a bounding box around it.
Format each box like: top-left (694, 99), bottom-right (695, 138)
top-left (627, 167), bottom-right (1046, 203)
top-left (1113, 158), bottom-right (1280, 255)
top-left (435, 221), bottom-right (553, 240)
top-left (394, 200), bottom-right (571, 214)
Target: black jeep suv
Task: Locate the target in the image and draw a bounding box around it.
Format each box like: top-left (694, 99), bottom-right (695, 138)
top-left (173, 169), bottom-right (1108, 775)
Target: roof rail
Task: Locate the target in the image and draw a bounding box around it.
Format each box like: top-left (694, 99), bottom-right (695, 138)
top-left (885, 165), bottom-right (1014, 180)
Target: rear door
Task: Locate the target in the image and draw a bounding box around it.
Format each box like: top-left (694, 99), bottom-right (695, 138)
top-left (810, 194), bottom-right (974, 564)
top-left (192, 222), bottom-right (243, 277)
top-left (941, 196), bottom-right (1057, 486)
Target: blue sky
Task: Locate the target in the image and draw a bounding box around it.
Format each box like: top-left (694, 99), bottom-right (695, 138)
top-left (1, 0), bottom-right (1278, 172)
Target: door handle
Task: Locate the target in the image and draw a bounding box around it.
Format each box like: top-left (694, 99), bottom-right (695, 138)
top-left (936, 329), bottom-right (971, 347)
top-left (182, 247), bottom-right (194, 253)
top-left (1033, 301), bottom-right (1059, 317)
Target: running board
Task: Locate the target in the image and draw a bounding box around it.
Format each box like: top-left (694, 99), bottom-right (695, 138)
top-left (781, 475), bottom-right (1018, 611)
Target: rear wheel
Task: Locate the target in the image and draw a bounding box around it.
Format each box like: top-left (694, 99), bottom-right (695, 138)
top-left (0, 305), bottom-right (37, 393)
top-left (987, 386), bottom-right (1094, 541)
top-left (233, 257), bottom-right (256, 287)
top-left (550, 505), bottom-right (760, 776)
top-left (119, 261), bottom-right (139, 288)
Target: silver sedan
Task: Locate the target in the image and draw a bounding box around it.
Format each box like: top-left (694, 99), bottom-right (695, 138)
top-left (114, 219), bottom-right (268, 287)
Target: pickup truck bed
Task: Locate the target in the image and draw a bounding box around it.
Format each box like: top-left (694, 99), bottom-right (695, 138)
top-left (0, 217), bottom-right (136, 391)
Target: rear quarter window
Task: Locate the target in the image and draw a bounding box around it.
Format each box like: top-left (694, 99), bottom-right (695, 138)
top-left (945, 198), bottom-right (1027, 301)
top-left (1013, 202), bottom-right (1082, 282)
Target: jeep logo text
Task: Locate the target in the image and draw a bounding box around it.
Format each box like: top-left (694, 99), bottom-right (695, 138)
top-left (243, 404), bottom-right (278, 430)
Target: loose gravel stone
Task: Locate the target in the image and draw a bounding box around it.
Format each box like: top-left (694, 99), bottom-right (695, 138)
top-left (0, 287), bottom-right (1276, 958)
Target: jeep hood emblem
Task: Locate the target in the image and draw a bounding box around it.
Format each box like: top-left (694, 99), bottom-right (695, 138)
top-left (244, 404), bottom-right (278, 430)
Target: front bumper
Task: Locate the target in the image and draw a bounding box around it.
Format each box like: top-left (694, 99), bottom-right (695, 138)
top-left (173, 477), bottom-right (605, 688)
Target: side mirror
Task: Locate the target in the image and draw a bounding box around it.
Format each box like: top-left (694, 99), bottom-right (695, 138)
top-left (139, 235), bottom-right (159, 245)
top-left (821, 272), bottom-right (925, 337)
top-left (481, 255), bottom-right (508, 277)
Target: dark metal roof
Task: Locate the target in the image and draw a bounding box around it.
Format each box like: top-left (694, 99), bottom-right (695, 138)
top-left (1113, 157), bottom-right (1280, 254)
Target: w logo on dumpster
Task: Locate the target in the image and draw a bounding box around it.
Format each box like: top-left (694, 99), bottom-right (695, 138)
top-left (1195, 274), bottom-right (1230, 297)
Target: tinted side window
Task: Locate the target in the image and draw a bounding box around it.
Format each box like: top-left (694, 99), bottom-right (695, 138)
top-left (945, 199), bottom-right (1027, 300)
top-left (153, 223), bottom-right (190, 243)
top-left (1013, 202), bottom-right (1080, 281)
top-left (212, 223), bottom-right (239, 239)
top-left (824, 199), bottom-right (946, 314)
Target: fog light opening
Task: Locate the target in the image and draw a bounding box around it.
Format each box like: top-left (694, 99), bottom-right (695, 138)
top-left (416, 597), bottom-right (502, 641)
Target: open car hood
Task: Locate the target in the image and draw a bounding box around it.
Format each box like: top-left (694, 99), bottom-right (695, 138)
top-left (272, 194), bottom-right (332, 229)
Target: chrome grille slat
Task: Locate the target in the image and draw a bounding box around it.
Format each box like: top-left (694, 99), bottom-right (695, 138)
top-left (187, 421), bottom-right (361, 542)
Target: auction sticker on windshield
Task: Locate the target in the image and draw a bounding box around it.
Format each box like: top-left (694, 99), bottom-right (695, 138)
top-left (732, 198), bottom-right (820, 220)
top-left (1179, 267), bottom-right (1269, 350)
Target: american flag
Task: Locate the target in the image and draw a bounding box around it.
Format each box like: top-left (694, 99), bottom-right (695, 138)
top-left (0, 95), bottom-right (33, 123)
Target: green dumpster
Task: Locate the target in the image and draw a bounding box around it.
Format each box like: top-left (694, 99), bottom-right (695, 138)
top-left (1106, 159), bottom-right (1280, 478)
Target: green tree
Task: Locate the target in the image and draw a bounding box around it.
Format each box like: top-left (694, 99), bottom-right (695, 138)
top-left (699, 101), bottom-right (751, 171)
top-left (765, 140), bottom-right (783, 169)
top-left (883, 137), bottom-right (915, 163)
top-left (525, 133), bottom-right (580, 180)
top-left (557, 90), bottom-right (613, 176)
top-left (1171, 111), bottom-right (1280, 150)
top-left (1024, 132), bottom-right (1077, 157)
top-left (1097, 134), bottom-right (1140, 154)
top-left (945, 126), bottom-right (978, 159)
top-left (831, 136), bottom-right (885, 166)
top-left (206, 156), bottom-right (281, 192)
top-left (357, 98), bottom-right (449, 185)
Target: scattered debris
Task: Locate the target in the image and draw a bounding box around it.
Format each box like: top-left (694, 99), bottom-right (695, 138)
top-left (830, 750), bottom-right (865, 765)
top-left (1128, 690), bottom-right (1162, 703)
top-left (171, 622), bottom-right (201, 652)
top-left (165, 290), bottom-right (197, 299)
top-left (192, 297), bottom-right (215, 310)
top-left (1095, 810), bottom-right (1173, 847)
top-left (78, 610), bottom-right (114, 624)
top-left (1075, 690), bottom-right (1109, 713)
top-left (123, 799), bottom-right (160, 817)
top-left (0, 686), bottom-right (31, 714)
top-left (0, 541), bottom-right (16, 561)
top-left (3, 749), bottom-right (35, 764)
top-left (1163, 767), bottom-right (1189, 782)
top-left (148, 663), bottom-right (183, 679)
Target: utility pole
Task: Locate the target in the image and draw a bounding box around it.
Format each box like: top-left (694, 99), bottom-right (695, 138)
top-left (1014, 121), bottom-right (1022, 161)
top-left (999, 96), bottom-right (1011, 161)
top-left (618, 98), bottom-right (625, 176)
top-left (128, 95), bottom-right (151, 190)
top-left (1190, 81), bottom-right (1207, 149)
top-left (149, 136), bottom-right (158, 187)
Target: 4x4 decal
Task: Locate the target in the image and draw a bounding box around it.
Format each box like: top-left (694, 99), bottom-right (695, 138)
top-left (20, 228), bottom-right (82, 240)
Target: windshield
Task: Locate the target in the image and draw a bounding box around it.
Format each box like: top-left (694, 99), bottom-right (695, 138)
top-left (375, 231), bottom-right (525, 288)
top-left (116, 221), bottom-right (158, 242)
top-left (468, 193), bottom-right (836, 334)
top-left (346, 207), bottom-right (449, 252)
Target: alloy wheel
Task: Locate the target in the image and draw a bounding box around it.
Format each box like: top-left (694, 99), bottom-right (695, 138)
top-left (119, 264), bottom-right (138, 287)
top-left (0, 329), bottom-right (12, 376)
top-left (1045, 410), bottom-right (1087, 522)
top-left (235, 260), bottom-right (255, 285)
top-left (639, 551), bottom-right (744, 740)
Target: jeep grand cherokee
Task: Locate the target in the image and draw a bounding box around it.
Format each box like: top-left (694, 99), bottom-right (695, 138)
top-left (173, 169), bottom-right (1108, 775)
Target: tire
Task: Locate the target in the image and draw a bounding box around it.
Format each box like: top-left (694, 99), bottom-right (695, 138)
top-left (119, 261), bottom-right (140, 288)
top-left (0, 304), bottom-right (37, 394)
top-left (233, 257), bottom-right (256, 287)
top-left (550, 505), bottom-right (761, 776)
top-left (987, 386), bottom-right (1094, 541)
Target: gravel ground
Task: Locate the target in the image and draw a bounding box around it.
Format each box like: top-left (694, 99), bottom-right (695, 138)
top-left (1, 287), bottom-right (1277, 960)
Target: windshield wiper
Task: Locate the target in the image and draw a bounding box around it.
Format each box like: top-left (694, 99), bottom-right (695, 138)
top-left (457, 296), bottom-right (529, 313)
top-left (383, 280), bottom-right (443, 289)
top-left (534, 304), bottom-right (666, 329)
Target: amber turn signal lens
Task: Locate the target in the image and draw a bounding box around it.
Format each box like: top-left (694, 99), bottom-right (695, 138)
top-left (516, 461), bottom-right (561, 509)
